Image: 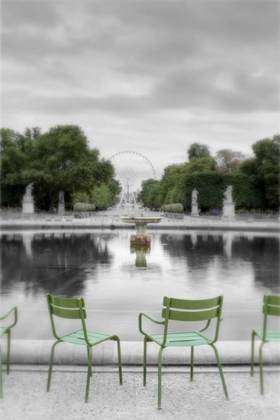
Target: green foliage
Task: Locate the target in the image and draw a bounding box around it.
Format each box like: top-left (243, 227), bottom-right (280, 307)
top-left (0, 125), bottom-right (115, 211)
top-left (185, 173), bottom-right (265, 211)
top-left (89, 184), bottom-right (113, 210)
top-left (240, 134), bottom-right (280, 209)
top-left (215, 149), bottom-right (245, 173)
top-left (108, 179), bottom-right (122, 206)
top-left (187, 156), bottom-right (216, 173)
top-left (187, 143), bottom-right (211, 160)
top-left (73, 202), bottom-right (93, 212)
top-left (140, 179), bottom-right (161, 209)
top-left (160, 203), bottom-right (184, 213)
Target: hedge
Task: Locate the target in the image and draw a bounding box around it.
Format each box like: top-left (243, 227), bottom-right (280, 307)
top-left (160, 203), bottom-right (184, 213)
top-left (73, 202), bottom-right (96, 212)
top-left (184, 173), bottom-right (266, 211)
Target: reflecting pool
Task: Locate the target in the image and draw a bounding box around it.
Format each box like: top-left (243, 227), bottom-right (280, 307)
top-left (1, 229), bottom-right (279, 341)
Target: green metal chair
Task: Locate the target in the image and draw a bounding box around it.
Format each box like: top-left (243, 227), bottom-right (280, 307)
top-left (139, 295), bottom-right (228, 408)
top-left (0, 306), bottom-right (18, 398)
top-left (251, 294), bottom-right (280, 394)
top-left (46, 293), bottom-right (122, 402)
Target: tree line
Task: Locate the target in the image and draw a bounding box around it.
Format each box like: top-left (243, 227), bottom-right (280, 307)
top-left (0, 125), bottom-right (121, 211)
top-left (140, 136), bottom-right (280, 212)
top-left (1, 125), bottom-right (279, 213)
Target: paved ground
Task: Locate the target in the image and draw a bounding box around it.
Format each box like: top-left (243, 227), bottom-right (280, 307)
top-left (1, 365), bottom-right (280, 420)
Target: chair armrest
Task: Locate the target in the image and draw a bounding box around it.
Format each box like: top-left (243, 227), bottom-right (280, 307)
top-left (0, 306), bottom-right (18, 329)
top-left (138, 312), bottom-right (165, 335)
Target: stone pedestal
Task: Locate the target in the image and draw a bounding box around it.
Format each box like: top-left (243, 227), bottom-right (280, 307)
top-left (222, 202), bottom-right (235, 220)
top-left (22, 200), bottom-right (34, 214)
top-left (191, 203), bottom-right (199, 217)
top-left (58, 191), bottom-right (65, 215)
top-left (22, 184), bottom-right (34, 214)
top-left (58, 203), bottom-right (65, 214)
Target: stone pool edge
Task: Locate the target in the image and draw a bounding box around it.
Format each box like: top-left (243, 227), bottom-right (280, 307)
top-left (2, 340), bottom-right (280, 366)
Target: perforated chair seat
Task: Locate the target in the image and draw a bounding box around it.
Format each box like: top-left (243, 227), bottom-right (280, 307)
top-left (60, 329), bottom-right (118, 345)
top-left (253, 329), bottom-right (280, 342)
top-left (149, 332), bottom-right (212, 347)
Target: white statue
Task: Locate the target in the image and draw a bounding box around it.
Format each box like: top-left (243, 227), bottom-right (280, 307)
top-left (192, 189), bottom-right (198, 204)
top-left (24, 183), bottom-right (33, 199)
top-left (223, 186), bottom-right (233, 203)
top-left (59, 191), bottom-right (64, 203)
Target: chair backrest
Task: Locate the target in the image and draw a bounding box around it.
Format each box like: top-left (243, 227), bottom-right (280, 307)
top-left (262, 294), bottom-right (280, 340)
top-left (161, 295), bottom-right (223, 344)
top-left (46, 293), bottom-right (87, 340)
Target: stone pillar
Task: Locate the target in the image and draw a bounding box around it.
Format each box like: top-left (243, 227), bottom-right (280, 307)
top-left (191, 203), bottom-right (199, 217)
top-left (22, 184), bottom-right (34, 214)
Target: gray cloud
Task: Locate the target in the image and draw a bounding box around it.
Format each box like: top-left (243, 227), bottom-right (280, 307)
top-left (1, 0), bottom-right (279, 177)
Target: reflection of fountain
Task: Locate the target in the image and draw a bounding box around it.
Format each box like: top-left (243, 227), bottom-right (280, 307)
top-left (130, 243), bottom-right (150, 268)
top-left (121, 216), bottom-right (162, 244)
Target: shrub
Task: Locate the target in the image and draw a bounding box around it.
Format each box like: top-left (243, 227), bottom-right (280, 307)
top-left (73, 202), bottom-right (91, 212)
top-left (160, 203), bottom-right (184, 213)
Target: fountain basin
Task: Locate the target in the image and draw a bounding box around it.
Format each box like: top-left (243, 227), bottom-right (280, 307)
top-left (120, 216), bottom-right (163, 236)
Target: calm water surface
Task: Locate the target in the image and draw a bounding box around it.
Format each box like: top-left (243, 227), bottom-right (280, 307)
top-left (1, 229), bottom-right (279, 341)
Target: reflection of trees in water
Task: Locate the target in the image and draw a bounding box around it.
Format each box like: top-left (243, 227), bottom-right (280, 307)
top-left (160, 233), bottom-right (279, 291)
top-left (232, 236), bottom-right (279, 291)
top-left (161, 233), bottom-right (225, 269)
top-left (1, 233), bottom-right (113, 297)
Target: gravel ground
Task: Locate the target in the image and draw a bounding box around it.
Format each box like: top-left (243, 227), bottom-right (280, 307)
top-left (0, 366), bottom-right (279, 420)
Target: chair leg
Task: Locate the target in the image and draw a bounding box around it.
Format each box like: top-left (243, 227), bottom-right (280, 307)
top-left (47, 340), bottom-right (60, 392)
top-left (115, 337), bottom-right (123, 385)
top-left (85, 346), bottom-right (93, 403)
top-left (0, 345), bottom-right (2, 398)
top-left (143, 337), bottom-right (148, 386)
top-left (190, 346), bottom-right (194, 381)
top-left (251, 331), bottom-right (256, 376)
top-left (210, 344), bottom-right (229, 399)
top-left (6, 330), bottom-right (11, 374)
top-left (158, 347), bottom-right (164, 409)
top-left (259, 341), bottom-right (266, 395)
top-left (86, 346), bottom-right (92, 378)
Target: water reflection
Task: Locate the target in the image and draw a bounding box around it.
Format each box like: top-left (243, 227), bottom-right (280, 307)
top-left (0, 229), bottom-right (279, 341)
top-left (130, 244), bottom-right (150, 268)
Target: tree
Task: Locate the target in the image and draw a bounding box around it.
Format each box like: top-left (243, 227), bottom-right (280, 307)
top-left (215, 149), bottom-right (246, 173)
top-left (187, 143), bottom-right (211, 160)
top-left (0, 128), bottom-right (29, 207)
top-left (140, 179), bottom-right (161, 209)
top-left (0, 125), bottom-right (115, 211)
top-left (240, 134), bottom-right (280, 209)
top-left (187, 156), bottom-right (216, 173)
top-left (89, 184), bottom-right (112, 210)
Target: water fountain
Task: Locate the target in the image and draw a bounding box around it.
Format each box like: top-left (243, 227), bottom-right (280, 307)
top-left (121, 214), bottom-right (163, 267)
top-left (120, 214), bottom-right (163, 244)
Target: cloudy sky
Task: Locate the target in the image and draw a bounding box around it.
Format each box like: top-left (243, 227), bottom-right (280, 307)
top-left (1, 0), bottom-right (279, 179)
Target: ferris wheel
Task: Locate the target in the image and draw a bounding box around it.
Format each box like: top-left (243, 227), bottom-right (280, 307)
top-left (110, 151), bottom-right (156, 206)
